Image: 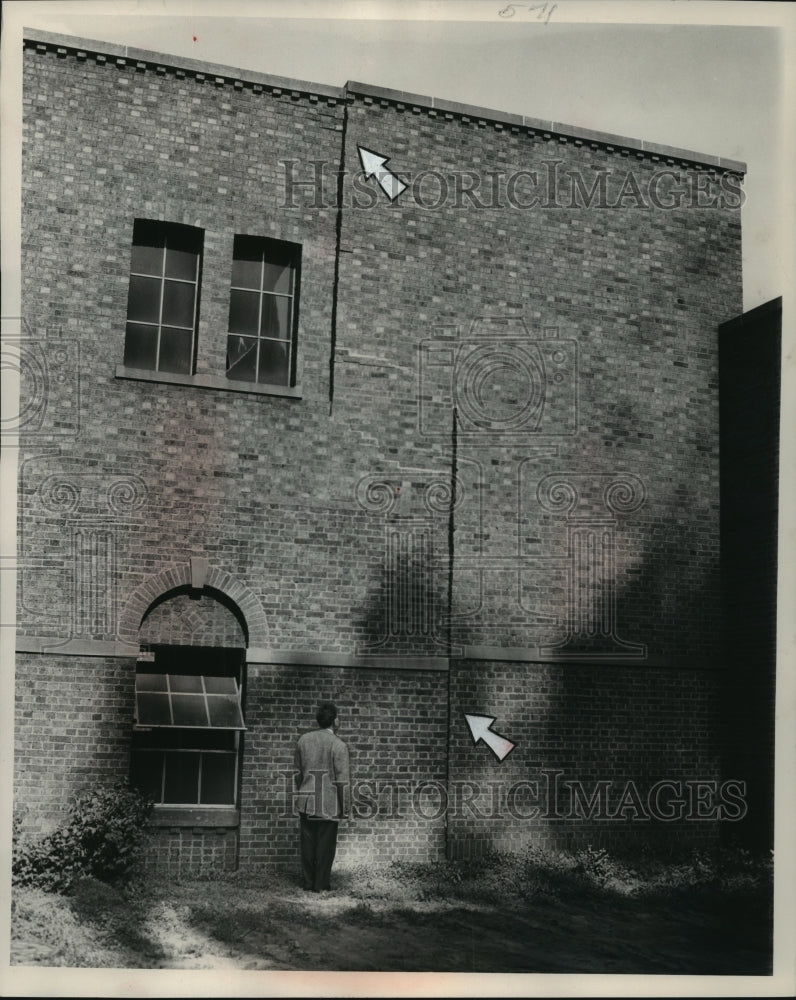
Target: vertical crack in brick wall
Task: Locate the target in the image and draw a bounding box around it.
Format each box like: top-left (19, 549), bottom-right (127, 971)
top-left (328, 97), bottom-right (349, 414)
top-left (444, 407), bottom-right (458, 852)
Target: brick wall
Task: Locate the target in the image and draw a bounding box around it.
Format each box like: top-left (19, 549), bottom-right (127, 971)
top-left (14, 653), bottom-right (135, 836)
top-left (143, 829), bottom-right (238, 877)
top-left (448, 660), bottom-right (723, 856)
top-left (334, 94), bottom-right (740, 661)
top-left (15, 33), bottom-right (746, 871)
top-left (239, 665), bottom-right (448, 867)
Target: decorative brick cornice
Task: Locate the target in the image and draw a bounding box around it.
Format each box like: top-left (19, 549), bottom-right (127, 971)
top-left (345, 84), bottom-right (745, 175)
top-left (23, 27), bottom-right (745, 176)
top-left (23, 28), bottom-right (343, 108)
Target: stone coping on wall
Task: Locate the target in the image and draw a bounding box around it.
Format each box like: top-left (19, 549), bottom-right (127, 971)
top-left (15, 635), bottom-right (720, 671)
top-left (23, 27), bottom-right (746, 176)
top-left (23, 27), bottom-right (342, 101)
top-left (345, 81), bottom-right (746, 175)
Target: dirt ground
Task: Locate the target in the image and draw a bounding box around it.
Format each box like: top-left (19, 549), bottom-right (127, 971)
top-left (10, 852), bottom-right (773, 974)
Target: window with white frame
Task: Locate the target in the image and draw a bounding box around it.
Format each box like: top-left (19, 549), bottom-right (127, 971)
top-left (124, 220), bottom-right (203, 375)
top-left (130, 646), bottom-right (245, 811)
top-left (226, 235), bottom-right (301, 387)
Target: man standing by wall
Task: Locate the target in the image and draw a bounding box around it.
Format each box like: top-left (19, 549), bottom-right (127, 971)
top-left (294, 702), bottom-right (351, 892)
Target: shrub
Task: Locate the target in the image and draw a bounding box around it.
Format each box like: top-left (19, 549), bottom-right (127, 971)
top-left (12, 783), bottom-right (153, 892)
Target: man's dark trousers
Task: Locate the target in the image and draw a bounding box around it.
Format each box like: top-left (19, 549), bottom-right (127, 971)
top-left (299, 812), bottom-right (339, 891)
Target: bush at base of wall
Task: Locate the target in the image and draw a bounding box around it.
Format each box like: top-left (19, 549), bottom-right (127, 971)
top-left (12, 783), bottom-right (154, 892)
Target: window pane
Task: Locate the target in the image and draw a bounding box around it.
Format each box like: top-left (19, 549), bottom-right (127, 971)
top-left (204, 676), bottom-right (237, 695)
top-left (262, 260), bottom-right (293, 295)
top-left (171, 693), bottom-right (209, 726)
top-left (130, 751), bottom-right (164, 802)
top-left (161, 280), bottom-right (196, 328)
top-left (165, 247), bottom-right (198, 281)
top-left (130, 243), bottom-right (164, 277)
top-left (133, 728), bottom-right (236, 751)
top-left (124, 323), bottom-right (158, 370)
top-left (226, 335), bottom-right (257, 382)
top-left (258, 339), bottom-right (290, 386)
top-left (231, 255), bottom-right (262, 290)
top-left (228, 289), bottom-right (259, 335)
top-left (166, 223), bottom-right (203, 255)
top-left (197, 730), bottom-right (237, 751)
top-left (136, 672), bottom-right (168, 692)
top-left (158, 328), bottom-right (193, 374)
top-left (136, 691), bottom-right (172, 726)
top-left (207, 695), bottom-right (245, 728)
top-left (124, 324), bottom-right (158, 370)
top-left (163, 752), bottom-right (200, 803)
top-left (126, 275), bottom-right (162, 323)
top-left (200, 754), bottom-right (236, 805)
top-left (260, 295), bottom-right (291, 340)
top-left (168, 674), bottom-right (203, 693)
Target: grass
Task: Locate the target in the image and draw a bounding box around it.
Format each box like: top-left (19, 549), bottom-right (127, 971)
top-left (10, 844), bottom-right (774, 972)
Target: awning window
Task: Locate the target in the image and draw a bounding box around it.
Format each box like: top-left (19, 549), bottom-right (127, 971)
top-left (134, 672), bottom-right (245, 730)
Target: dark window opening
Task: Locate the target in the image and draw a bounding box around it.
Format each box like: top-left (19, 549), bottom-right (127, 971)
top-left (226, 235), bottom-right (300, 387)
top-left (124, 220), bottom-right (204, 375)
top-left (130, 645), bottom-right (245, 810)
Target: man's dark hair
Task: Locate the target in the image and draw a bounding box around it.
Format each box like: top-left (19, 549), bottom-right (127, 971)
top-left (316, 702), bottom-right (337, 728)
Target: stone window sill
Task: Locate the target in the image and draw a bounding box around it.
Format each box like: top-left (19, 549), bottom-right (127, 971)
top-left (149, 806), bottom-right (240, 828)
top-left (115, 364), bottom-right (302, 399)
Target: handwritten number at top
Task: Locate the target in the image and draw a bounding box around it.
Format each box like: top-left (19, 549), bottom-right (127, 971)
top-left (499, 2), bottom-right (558, 24)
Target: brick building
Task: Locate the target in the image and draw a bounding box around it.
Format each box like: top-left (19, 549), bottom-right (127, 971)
top-left (14, 28), bottom-right (769, 874)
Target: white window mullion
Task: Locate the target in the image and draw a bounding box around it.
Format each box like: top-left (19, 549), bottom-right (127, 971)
top-left (255, 253), bottom-right (266, 381)
top-left (201, 675), bottom-right (211, 726)
top-left (166, 673), bottom-right (175, 726)
top-left (286, 292), bottom-right (294, 375)
top-left (155, 242), bottom-right (167, 371)
top-left (189, 245), bottom-right (199, 372)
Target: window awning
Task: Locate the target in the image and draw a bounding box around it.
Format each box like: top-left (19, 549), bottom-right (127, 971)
top-left (134, 672), bottom-right (245, 730)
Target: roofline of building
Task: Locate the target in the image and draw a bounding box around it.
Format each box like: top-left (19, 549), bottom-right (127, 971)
top-left (23, 27), bottom-right (747, 175)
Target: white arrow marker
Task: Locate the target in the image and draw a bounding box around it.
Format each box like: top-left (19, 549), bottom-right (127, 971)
top-left (464, 714), bottom-right (516, 761)
top-left (357, 145), bottom-right (407, 201)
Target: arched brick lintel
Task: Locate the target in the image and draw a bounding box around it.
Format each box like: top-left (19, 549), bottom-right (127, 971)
top-left (118, 563), bottom-right (269, 648)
